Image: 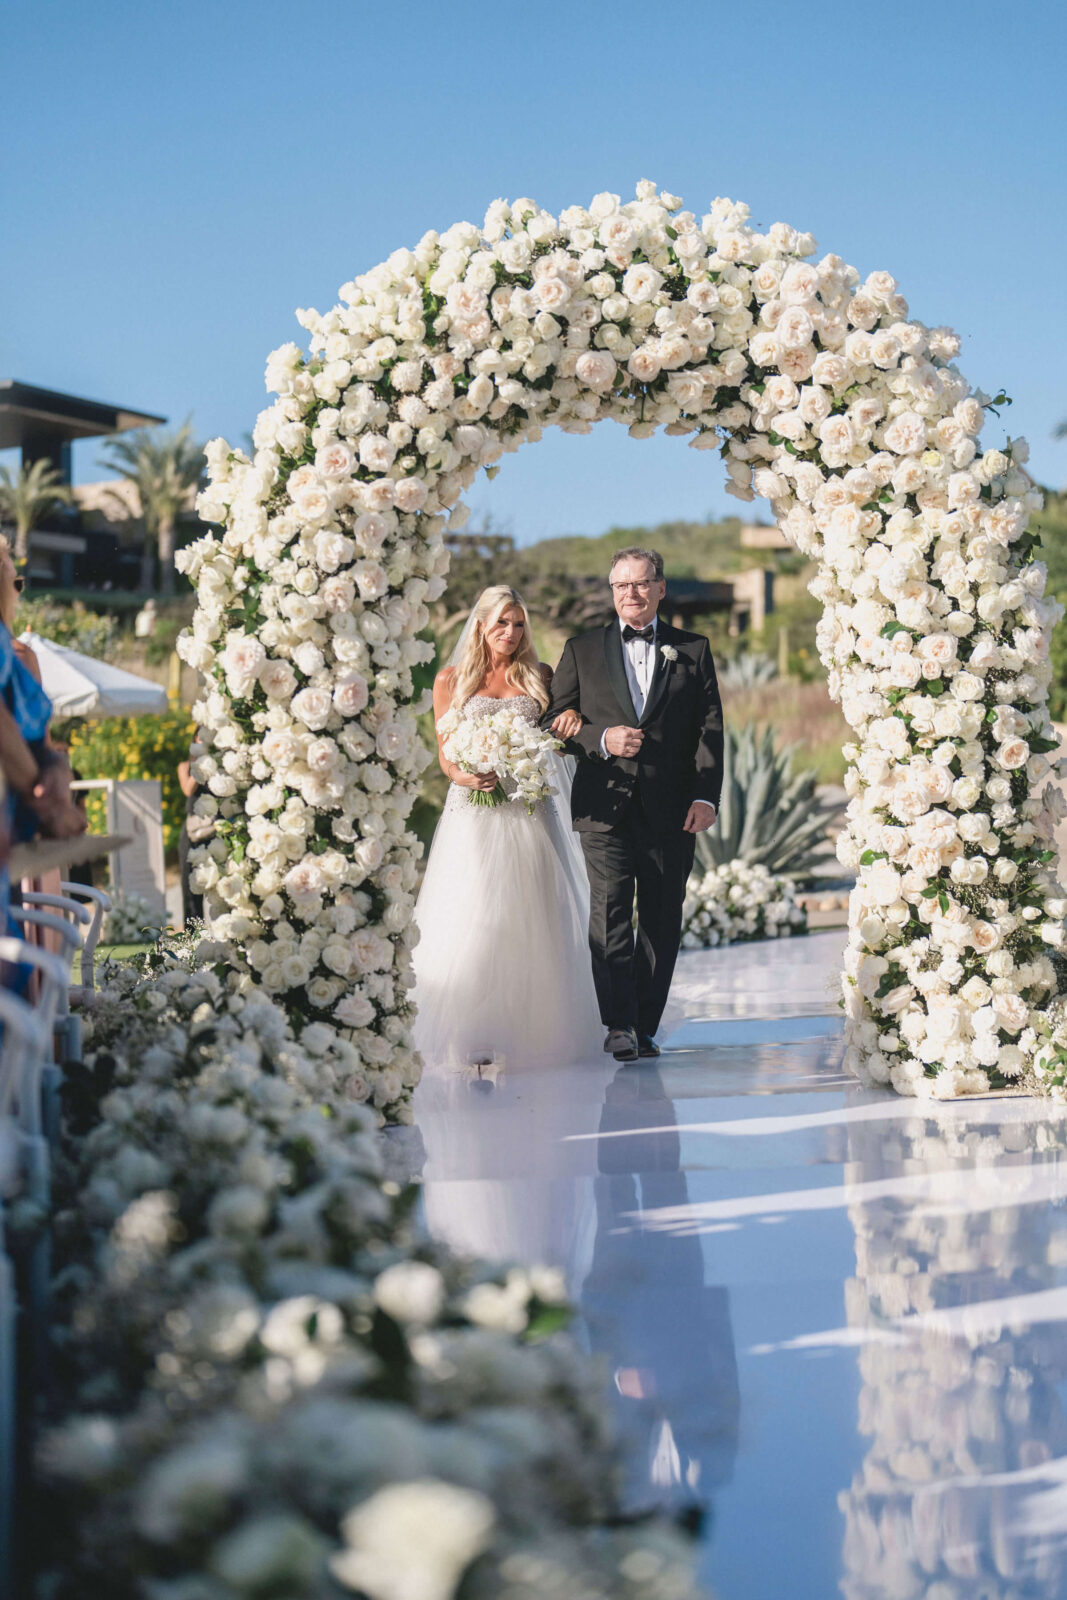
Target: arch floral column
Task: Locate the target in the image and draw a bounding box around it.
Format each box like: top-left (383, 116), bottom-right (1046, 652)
top-left (179, 182), bottom-right (1065, 1119)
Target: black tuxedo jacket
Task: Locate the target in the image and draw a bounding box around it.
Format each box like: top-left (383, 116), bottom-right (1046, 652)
top-left (545, 619), bottom-right (724, 834)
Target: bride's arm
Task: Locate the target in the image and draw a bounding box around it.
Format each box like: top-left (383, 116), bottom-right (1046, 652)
top-left (538, 663), bottom-right (581, 740)
top-left (432, 669), bottom-right (497, 791)
top-left (542, 641), bottom-right (605, 758)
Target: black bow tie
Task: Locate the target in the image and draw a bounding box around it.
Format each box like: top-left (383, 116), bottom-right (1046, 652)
top-left (622, 625), bottom-right (655, 644)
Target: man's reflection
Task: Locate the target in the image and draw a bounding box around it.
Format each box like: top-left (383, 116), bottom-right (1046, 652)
top-left (579, 1063), bottom-right (739, 1517)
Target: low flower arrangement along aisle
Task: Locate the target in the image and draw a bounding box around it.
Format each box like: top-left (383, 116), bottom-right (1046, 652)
top-left (36, 943), bottom-right (711, 1599)
top-left (682, 860), bottom-right (808, 947)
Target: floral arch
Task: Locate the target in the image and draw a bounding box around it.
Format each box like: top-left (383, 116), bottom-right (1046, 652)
top-left (179, 181), bottom-right (1066, 1118)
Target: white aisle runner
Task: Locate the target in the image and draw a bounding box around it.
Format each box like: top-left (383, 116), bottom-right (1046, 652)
top-left (412, 930), bottom-right (1067, 1600)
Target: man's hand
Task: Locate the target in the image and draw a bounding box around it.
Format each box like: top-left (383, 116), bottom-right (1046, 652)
top-left (683, 800), bottom-right (717, 834)
top-left (604, 726), bottom-right (645, 758)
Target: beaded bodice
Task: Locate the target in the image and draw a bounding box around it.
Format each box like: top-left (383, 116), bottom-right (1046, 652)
top-left (444, 693), bottom-right (543, 814)
top-left (460, 693), bottom-right (540, 724)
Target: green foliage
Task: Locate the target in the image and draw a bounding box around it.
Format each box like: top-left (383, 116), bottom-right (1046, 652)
top-left (1032, 492), bottom-right (1067, 592)
top-left (0, 458), bottom-right (73, 559)
top-left (67, 710), bottom-right (195, 854)
top-left (18, 596), bottom-right (119, 659)
top-left (437, 512), bottom-right (789, 635)
top-left (694, 722), bottom-right (836, 883)
top-left (99, 419), bottom-right (205, 594)
top-left (1033, 494), bottom-right (1067, 721)
top-left (518, 513), bottom-right (762, 581)
top-left (718, 651), bottom-right (777, 689)
top-left (1051, 620), bottom-right (1067, 724)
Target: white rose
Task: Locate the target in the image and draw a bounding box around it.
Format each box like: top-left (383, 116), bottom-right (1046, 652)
top-left (627, 345), bottom-right (662, 383)
top-left (376, 723), bottom-right (408, 763)
top-left (780, 263), bottom-right (820, 303)
top-left (951, 775), bottom-right (982, 810)
top-left (316, 442), bottom-right (354, 478)
top-left (354, 561), bottom-right (389, 601)
top-left (313, 530), bottom-right (354, 572)
top-left (621, 263), bottom-right (664, 304)
top-left (222, 634), bottom-right (266, 684)
top-left (996, 739), bottom-right (1029, 770)
top-left (883, 411), bottom-right (927, 455)
top-left (888, 653), bottom-right (922, 689)
top-left (355, 518), bottom-right (391, 563)
top-left (575, 351), bottom-right (617, 392)
top-left (358, 434), bottom-right (397, 472)
top-left (290, 483), bottom-right (331, 521)
top-left (992, 992), bottom-right (1030, 1034)
top-left (880, 984), bottom-right (915, 1015)
top-left (867, 862), bottom-right (902, 906)
top-left (354, 837), bottom-right (385, 874)
top-left (373, 1261), bottom-right (445, 1325)
top-left (335, 991), bottom-right (375, 1028)
top-left (329, 672), bottom-right (369, 721)
top-left (291, 687), bottom-right (333, 731)
top-left (393, 477), bottom-right (428, 513)
top-left (776, 306), bottom-right (815, 351)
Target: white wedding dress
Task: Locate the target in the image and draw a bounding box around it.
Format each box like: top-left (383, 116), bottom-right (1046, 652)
top-left (411, 692), bottom-right (603, 1077)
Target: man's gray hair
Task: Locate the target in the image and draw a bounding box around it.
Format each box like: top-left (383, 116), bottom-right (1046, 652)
top-left (608, 546), bottom-right (665, 582)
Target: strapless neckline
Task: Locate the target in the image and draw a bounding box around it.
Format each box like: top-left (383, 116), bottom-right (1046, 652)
top-left (461, 692), bottom-right (540, 715)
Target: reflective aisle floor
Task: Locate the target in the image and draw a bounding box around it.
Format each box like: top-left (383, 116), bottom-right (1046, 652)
top-left (410, 932), bottom-right (1067, 1600)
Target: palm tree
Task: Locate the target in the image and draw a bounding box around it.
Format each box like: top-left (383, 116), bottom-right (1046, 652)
top-left (0, 458), bottom-right (74, 564)
top-left (100, 420), bottom-right (205, 595)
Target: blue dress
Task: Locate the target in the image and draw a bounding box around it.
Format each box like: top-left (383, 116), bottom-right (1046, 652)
top-left (0, 624), bottom-right (54, 933)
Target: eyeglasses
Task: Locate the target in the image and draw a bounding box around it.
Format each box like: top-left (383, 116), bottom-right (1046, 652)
top-left (610, 580), bottom-right (657, 594)
top-left (13, 577), bottom-right (24, 593)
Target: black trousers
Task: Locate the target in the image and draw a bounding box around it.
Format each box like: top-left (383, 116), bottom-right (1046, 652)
top-left (579, 794), bottom-right (695, 1039)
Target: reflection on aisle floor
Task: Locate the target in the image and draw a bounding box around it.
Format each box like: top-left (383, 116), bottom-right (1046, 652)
top-left (412, 931), bottom-right (1067, 1599)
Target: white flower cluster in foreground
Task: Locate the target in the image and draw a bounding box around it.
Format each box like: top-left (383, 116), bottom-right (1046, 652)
top-left (40, 946), bottom-right (709, 1599)
top-left (178, 180), bottom-right (1064, 1102)
top-left (681, 860), bottom-right (808, 948)
top-left (437, 702), bottom-right (561, 810)
top-left (101, 888), bottom-right (166, 945)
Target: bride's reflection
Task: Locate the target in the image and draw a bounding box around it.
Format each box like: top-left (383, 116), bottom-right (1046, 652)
top-left (839, 1098), bottom-right (1067, 1599)
top-left (414, 1058), bottom-right (740, 1522)
top-left (578, 1064), bottom-right (739, 1518)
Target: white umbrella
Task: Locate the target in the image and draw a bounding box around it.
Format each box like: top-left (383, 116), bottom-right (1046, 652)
top-left (18, 631), bottom-right (170, 720)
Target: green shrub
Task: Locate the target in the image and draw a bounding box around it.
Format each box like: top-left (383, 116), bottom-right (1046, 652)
top-left (67, 710), bottom-right (195, 855)
top-left (18, 597), bottom-right (119, 659)
top-left (695, 721), bottom-right (836, 883)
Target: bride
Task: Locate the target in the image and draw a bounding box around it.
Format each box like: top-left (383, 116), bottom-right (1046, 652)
top-left (412, 585), bottom-right (603, 1076)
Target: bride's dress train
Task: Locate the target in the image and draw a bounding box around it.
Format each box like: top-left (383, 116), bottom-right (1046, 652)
top-left (411, 693), bottom-right (602, 1076)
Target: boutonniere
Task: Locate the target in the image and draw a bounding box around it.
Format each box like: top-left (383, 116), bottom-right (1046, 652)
top-left (660, 644), bottom-right (678, 662)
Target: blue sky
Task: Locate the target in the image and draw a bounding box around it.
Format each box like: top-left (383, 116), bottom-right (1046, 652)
top-left (5, 0), bottom-right (1066, 545)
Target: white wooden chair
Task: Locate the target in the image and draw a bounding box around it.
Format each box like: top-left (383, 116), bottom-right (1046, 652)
top-left (57, 883), bottom-right (111, 991)
top-left (7, 907), bottom-right (83, 1073)
top-left (0, 981), bottom-right (54, 1600)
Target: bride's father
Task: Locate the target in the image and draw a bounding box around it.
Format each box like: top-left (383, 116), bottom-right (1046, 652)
top-left (545, 547), bottom-right (724, 1062)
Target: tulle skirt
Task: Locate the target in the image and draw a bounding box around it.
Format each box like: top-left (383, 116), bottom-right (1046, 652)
top-left (411, 786), bottom-right (603, 1076)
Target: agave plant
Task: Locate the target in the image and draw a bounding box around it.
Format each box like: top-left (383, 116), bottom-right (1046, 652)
top-left (696, 721), bottom-right (836, 882)
top-left (718, 651), bottom-right (778, 690)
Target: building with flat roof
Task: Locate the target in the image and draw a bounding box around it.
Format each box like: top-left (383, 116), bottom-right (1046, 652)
top-left (0, 380), bottom-right (165, 587)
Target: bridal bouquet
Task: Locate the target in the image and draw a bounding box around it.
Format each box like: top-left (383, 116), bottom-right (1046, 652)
top-left (438, 705), bottom-right (562, 811)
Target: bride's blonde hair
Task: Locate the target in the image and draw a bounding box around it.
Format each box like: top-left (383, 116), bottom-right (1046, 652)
top-left (451, 586), bottom-right (549, 712)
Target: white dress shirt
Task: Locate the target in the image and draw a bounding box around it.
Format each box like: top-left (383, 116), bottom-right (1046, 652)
top-left (597, 619), bottom-right (715, 818)
top-left (621, 615), bottom-right (658, 717)
top-left (600, 617), bottom-right (659, 756)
